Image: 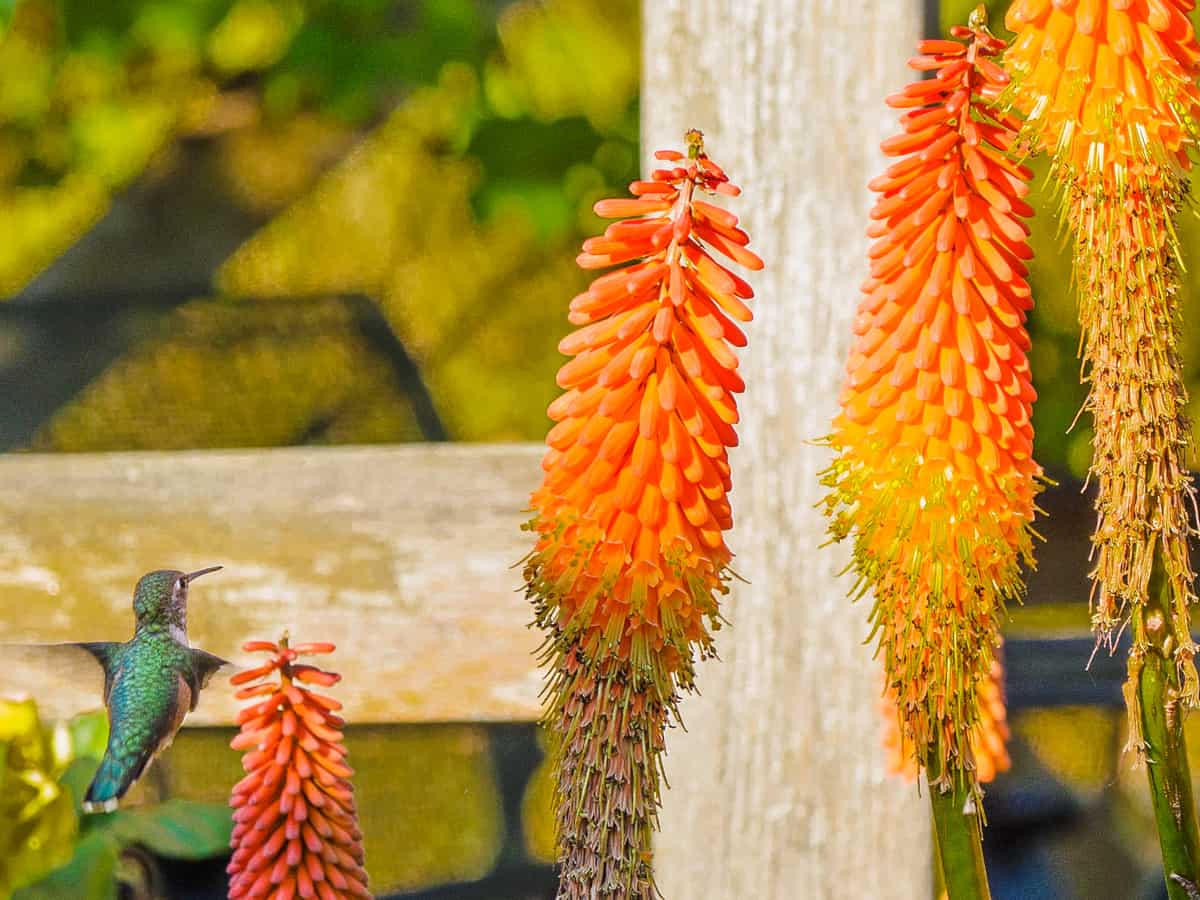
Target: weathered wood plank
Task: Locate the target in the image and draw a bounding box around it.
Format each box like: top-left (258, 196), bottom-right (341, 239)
top-left (643, 2), bottom-right (932, 898)
top-left (0, 444), bottom-right (545, 725)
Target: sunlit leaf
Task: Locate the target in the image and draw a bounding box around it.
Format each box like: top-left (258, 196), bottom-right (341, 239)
top-left (0, 698), bottom-right (82, 896)
top-left (219, 65), bottom-right (481, 299)
top-left (207, 0), bottom-right (302, 74)
top-left (483, 0), bottom-right (638, 130)
top-left (0, 174), bottom-right (108, 297)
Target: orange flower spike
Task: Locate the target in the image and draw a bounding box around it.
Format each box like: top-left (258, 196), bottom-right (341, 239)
top-left (526, 129), bottom-right (762, 899)
top-left (822, 16), bottom-right (1040, 789)
top-left (227, 637), bottom-right (369, 900)
top-left (529, 129), bottom-right (761, 673)
top-left (1005, 0), bottom-right (1200, 172)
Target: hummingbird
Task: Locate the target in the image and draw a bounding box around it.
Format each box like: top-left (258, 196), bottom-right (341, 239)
top-left (4, 566), bottom-right (234, 813)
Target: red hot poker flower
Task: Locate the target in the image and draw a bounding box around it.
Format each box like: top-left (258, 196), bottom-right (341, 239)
top-left (525, 130), bottom-right (762, 899)
top-left (530, 130), bottom-right (762, 685)
top-left (822, 20), bottom-right (1040, 787)
top-left (227, 637), bottom-right (369, 900)
top-left (1006, 0), bottom-right (1200, 712)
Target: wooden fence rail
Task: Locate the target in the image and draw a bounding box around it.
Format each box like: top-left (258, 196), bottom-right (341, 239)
top-left (0, 444), bottom-right (544, 725)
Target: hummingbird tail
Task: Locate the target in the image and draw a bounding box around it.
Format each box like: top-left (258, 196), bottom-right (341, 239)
top-left (81, 796), bottom-right (119, 815)
top-left (82, 752), bottom-right (143, 815)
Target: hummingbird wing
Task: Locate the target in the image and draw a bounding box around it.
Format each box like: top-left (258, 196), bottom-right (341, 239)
top-left (183, 648), bottom-right (234, 712)
top-left (0, 642), bottom-right (121, 719)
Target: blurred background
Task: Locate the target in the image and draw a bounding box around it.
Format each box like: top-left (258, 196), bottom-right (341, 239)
top-left (0, 0), bottom-right (636, 897)
top-left (0, 0), bottom-right (1197, 897)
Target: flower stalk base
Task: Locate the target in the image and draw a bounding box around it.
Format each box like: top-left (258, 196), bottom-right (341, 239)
top-left (543, 647), bottom-right (665, 900)
top-left (1135, 562), bottom-right (1200, 900)
top-left (928, 756), bottom-right (991, 900)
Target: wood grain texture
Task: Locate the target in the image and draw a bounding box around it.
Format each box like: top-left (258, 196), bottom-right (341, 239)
top-left (0, 444), bottom-right (545, 725)
top-left (643, 3), bottom-right (933, 897)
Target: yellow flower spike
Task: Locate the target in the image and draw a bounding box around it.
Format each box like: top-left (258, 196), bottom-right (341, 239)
top-left (822, 20), bottom-right (1041, 791)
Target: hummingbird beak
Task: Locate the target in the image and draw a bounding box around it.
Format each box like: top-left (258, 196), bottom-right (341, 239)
top-left (183, 565), bottom-right (223, 583)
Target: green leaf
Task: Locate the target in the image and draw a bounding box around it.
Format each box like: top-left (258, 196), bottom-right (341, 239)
top-left (66, 712), bottom-right (108, 764)
top-left (468, 116), bottom-right (604, 181)
top-left (14, 830), bottom-right (119, 900)
top-left (474, 179), bottom-right (573, 243)
top-left (58, 758), bottom-right (101, 814)
top-left (106, 800), bottom-right (232, 860)
top-left (0, 698), bottom-right (82, 895)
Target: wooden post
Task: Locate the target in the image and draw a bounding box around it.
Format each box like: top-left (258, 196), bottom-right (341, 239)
top-left (643, 3), bottom-right (932, 897)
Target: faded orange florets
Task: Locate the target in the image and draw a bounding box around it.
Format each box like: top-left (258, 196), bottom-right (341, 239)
top-left (823, 21), bottom-right (1040, 786)
top-left (228, 638), bottom-right (369, 900)
top-left (1005, 0), bottom-right (1200, 172)
top-left (883, 652), bottom-right (1011, 785)
top-left (526, 130), bottom-right (763, 695)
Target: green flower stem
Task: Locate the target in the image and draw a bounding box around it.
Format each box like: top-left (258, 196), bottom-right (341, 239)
top-left (927, 758), bottom-right (991, 900)
top-left (1137, 559), bottom-right (1200, 900)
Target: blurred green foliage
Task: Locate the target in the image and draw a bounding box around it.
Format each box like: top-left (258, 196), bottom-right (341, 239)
top-left (1, 0), bottom-right (640, 448)
top-left (35, 297), bottom-right (427, 450)
top-left (1014, 704), bottom-right (1200, 894)
top-left (0, 698), bottom-right (93, 896)
top-left (17, 799), bottom-right (233, 900)
top-left (10, 0), bottom-right (1197, 468)
top-left (0, 697), bottom-right (230, 900)
top-left (1016, 705), bottom-right (1118, 799)
top-left (521, 728), bottom-right (556, 864)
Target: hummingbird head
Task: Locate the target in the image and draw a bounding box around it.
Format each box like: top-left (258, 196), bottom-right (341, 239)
top-left (132, 566), bottom-right (222, 638)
